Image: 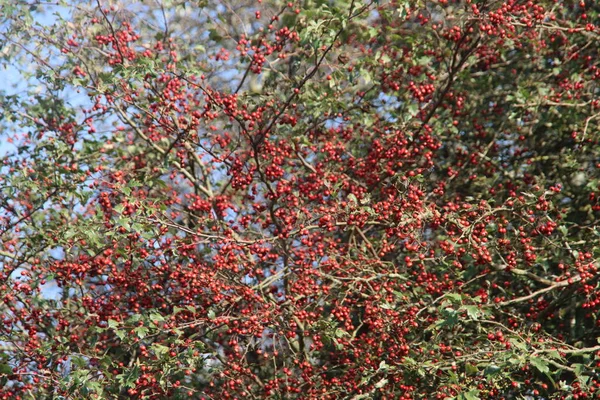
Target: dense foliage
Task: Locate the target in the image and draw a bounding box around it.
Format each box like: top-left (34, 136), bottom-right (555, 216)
top-left (1, 0), bottom-right (600, 398)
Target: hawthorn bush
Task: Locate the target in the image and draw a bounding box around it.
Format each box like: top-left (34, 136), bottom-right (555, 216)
top-left (1, 0), bottom-right (600, 398)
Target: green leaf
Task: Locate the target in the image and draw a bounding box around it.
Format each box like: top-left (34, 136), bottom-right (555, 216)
top-left (151, 343), bottom-right (169, 357)
top-left (374, 378), bottom-right (388, 389)
top-left (135, 326), bottom-right (149, 339)
top-left (463, 305), bottom-right (480, 320)
top-left (573, 363), bottom-right (586, 378)
top-left (445, 293), bottom-right (462, 303)
top-left (107, 319), bottom-right (119, 329)
top-left (149, 312), bottom-right (165, 322)
top-left (402, 357), bottom-right (416, 366)
top-left (0, 362), bottom-right (13, 375)
top-left (509, 338), bottom-right (527, 351)
top-left (119, 366), bottom-right (140, 389)
top-left (465, 363), bottom-right (478, 376)
top-left (483, 364), bottom-right (500, 376)
top-left (132, 223), bottom-right (144, 232)
top-left (85, 381), bottom-right (104, 395)
top-left (208, 29), bottom-right (222, 41)
top-left (378, 360), bottom-right (389, 372)
top-left (335, 328), bottom-right (349, 338)
top-left (530, 356), bottom-right (549, 374)
top-left (436, 308), bottom-right (459, 328)
top-left (458, 389), bottom-right (480, 400)
top-left (72, 356), bottom-right (87, 368)
top-left (207, 309), bottom-right (216, 320)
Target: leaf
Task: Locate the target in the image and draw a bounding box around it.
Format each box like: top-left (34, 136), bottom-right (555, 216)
top-left (335, 328), bottom-right (349, 338)
top-left (436, 308), bottom-right (459, 328)
top-left (374, 378), bottom-right (388, 389)
top-left (119, 366), bottom-right (140, 389)
top-left (85, 381), bottom-right (104, 395)
top-left (463, 305), bottom-right (480, 320)
top-left (151, 343), bottom-right (169, 357)
top-left (135, 326), bottom-right (149, 339)
top-left (545, 350), bottom-right (561, 360)
top-left (445, 293), bottom-right (462, 303)
top-left (149, 312), bottom-right (165, 322)
top-left (465, 363), bottom-right (478, 376)
top-left (417, 56), bottom-right (432, 66)
top-left (71, 356), bottom-right (87, 368)
top-left (483, 364), bottom-right (500, 376)
top-left (207, 309), bottom-right (216, 320)
top-left (458, 389), bottom-right (480, 400)
top-left (509, 338), bottom-right (527, 351)
top-left (402, 357), bottom-right (416, 365)
top-left (378, 360), bottom-right (389, 371)
top-left (573, 363), bottom-right (586, 378)
top-left (132, 223), bottom-right (144, 233)
top-left (0, 362), bottom-right (13, 375)
top-left (530, 356), bottom-right (549, 374)
top-left (558, 225), bottom-right (568, 236)
top-left (448, 370), bottom-right (459, 384)
top-left (206, 29), bottom-right (220, 40)
top-left (107, 319), bottom-right (119, 329)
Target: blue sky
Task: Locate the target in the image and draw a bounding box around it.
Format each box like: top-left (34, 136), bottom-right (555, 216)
top-left (0, 62), bottom-right (26, 156)
top-left (0, 5), bottom-right (72, 300)
top-left (0, 4), bottom-right (70, 156)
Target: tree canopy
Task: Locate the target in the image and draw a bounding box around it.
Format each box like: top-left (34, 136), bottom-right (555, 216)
top-left (1, 0), bottom-right (600, 398)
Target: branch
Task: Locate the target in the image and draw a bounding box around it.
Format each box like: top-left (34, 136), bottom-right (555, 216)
top-left (496, 275), bottom-right (582, 307)
top-left (113, 106), bottom-right (212, 197)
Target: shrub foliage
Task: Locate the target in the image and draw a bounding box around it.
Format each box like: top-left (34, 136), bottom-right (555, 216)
top-left (1, 0), bottom-right (600, 398)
